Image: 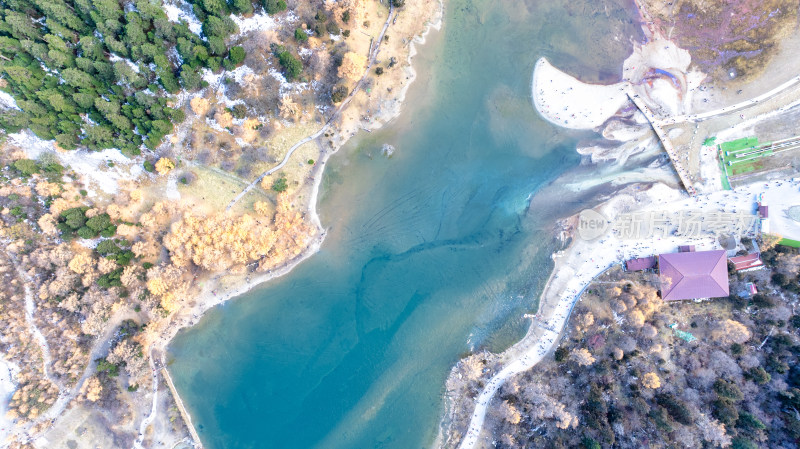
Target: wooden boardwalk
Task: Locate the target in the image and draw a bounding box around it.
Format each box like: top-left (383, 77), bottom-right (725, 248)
top-left (627, 93), bottom-right (696, 195)
top-left (161, 362), bottom-right (204, 448)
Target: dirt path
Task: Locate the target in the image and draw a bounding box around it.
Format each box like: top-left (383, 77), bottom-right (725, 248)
top-left (9, 311), bottom-right (136, 445)
top-left (7, 254), bottom-right (57, 388)
top-left (662, 74), bottom-right (800, 125)
top-left (159, 350), bottom-right (203, 448)
top-left (454, 179), bottom-right (781, 448)
top-left (132, 348), bottom-right (160, 449)
top-left (456, 263), bottom-right (611, 449)
top-left (132, 346), bottom-right (203, 449)
top-left (226, 3), bottom-right (395, 211)
top-left (456, 325), bottom-right (559, 449)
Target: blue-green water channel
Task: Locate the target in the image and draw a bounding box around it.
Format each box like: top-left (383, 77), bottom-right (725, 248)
top-left (169, 1), bottom-right (642, 448)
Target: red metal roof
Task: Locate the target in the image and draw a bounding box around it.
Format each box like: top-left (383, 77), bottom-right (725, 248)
top-left (679, 245), bottom-right (696, 252)
top-left (626, 256), bottom-right (657, 271)
top-left (758, 205), bottom-right (768, 218)
top-left (658, 250), bottom-right (729, 301)
top-left (729, 253), bottom-right (764, 271)
top-left (588, 334), bottom-right (606, 350)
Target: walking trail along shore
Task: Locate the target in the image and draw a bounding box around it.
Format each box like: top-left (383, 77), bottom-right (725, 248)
top-left (455, 179), bottom-right (791, 448)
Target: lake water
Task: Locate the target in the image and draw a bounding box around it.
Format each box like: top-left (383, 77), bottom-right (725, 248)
top-left (168, 1), bottom-right (642, 448)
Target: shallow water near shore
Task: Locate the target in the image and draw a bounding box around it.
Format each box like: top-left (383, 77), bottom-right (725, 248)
top-left (168, 1), bottom-right (642, 448)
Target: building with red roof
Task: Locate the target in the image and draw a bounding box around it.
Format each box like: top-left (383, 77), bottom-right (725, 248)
top-left (587, 334), bottom-right (606, 350)
top-left (658, 250), bottom-right (729, 301)
top-left (729, 253), bottom-right (764, 272)
top-left (625, 256), bottom-right (657, 271)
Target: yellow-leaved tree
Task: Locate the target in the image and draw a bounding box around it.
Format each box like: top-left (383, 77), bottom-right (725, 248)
top-left (642, 372), bottom-right (661, 389)
top-left (570, 348), bottom-right (595, 366)
top-left (338, 52), bottom-right (367, 81)
top-left (155, 158), bottom-right (175, 175)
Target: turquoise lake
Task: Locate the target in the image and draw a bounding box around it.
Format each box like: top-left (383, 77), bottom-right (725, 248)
top-left (169, 1), bottom-right (643, 448)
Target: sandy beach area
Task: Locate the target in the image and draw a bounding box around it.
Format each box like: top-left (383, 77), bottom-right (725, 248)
top-left (447, 1), bottom-right (800, 446)
top-left (531, 58), bottom-right (630, 130)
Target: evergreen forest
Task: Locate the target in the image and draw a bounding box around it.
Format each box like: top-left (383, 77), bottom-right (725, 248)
top-left (0, 0), bottom-right (264, 155)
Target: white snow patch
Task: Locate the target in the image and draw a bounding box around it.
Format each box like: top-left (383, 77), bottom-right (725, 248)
top-left (298, 47), bottom-right (313, 58)
top-left (220, 97), bottom-right (245, 108)
top-left (205, 117), bottom-right (228, 133)
top-left (77, 239), bottom-right (101, 249)
top-left (168, 46), bottom-right (183, 66)
top-left (227, 65), bottom-right (255, 84)
top-left (282, 11), bottom-right (299, 25)
top-left (204, 65), bottom-right (256, 107)
top-left (202, 68), bottom-right (225, 88)
top-left (164, 1), bottom-right (203, 36)
top-left (7, 131), bottom-right (143, 195)
top-left (109, 53), bottom-right (141, 74)
top-left (235, 137), bottom-right (247, 146)
top-left (230, 11), bottom-right (276, 34)
top-left (165, 176), bottom-right (180, 200)
top-left (315, 104), bottom-right (330, 115)
top-left (0, 355), bottom-right (20, 445)
top-left (39, 62), bottom-right (59, 77)
top-left (6, 130), bottom-right (57, 158)
top-left (0, 91), bottom-right (19, 110)
top-left (268, 67), bottom-right (288, 85)
top-left (268, 68), bottom-right (308, 96)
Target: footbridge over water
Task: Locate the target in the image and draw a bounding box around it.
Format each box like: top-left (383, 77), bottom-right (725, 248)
top-left (627, 93), bottom-right (697, 196)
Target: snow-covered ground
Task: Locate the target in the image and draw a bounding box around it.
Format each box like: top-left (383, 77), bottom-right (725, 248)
top-left (761, 182), bottom-right (800, 241)
top-left (163, 1), bottom-right (203, 36)
top-left (165, 176), bottom-right (181, 200)
top-left (698, 140), bottom-right (723, 193)
top-left (7, 131), bottom-right (143, 196)
top-left (457, 179), bottom-right (797, 449)
top-left (202, 64), bottom-right (254, 107)
top-left (533, 36), bottom-right (708, 131)
top-left (623, 38), bottom-right (702, 115)
top-left (230, 11), bottom-right (276, 34)
top-left (0, 356), bottom-right (20, 444)
top-left (267, 68), bottom-right (309, 96)
top-left (0, 91), bottom-right (19, 110)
